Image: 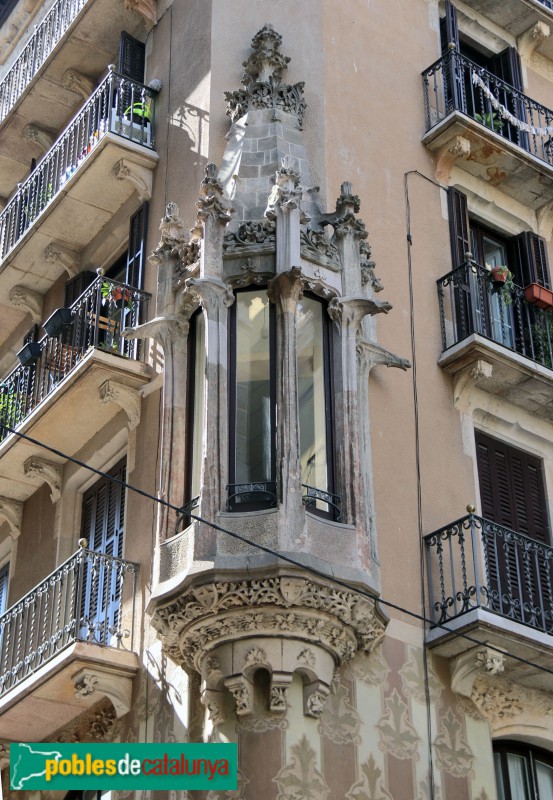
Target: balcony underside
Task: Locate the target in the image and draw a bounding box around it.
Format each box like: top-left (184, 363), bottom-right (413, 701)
top-left (439, 333), bottom-right (553, 420)
top-left (427, 607), bottom-right (553, 694)
top-left (0, 132), bottom-right (158, 319)
top-left (0, 641), bottom-right (138, 741)
top-left (461, 0), bottom-right (553, 57)
top-left (422, 112), bottom-right (553, 210)
top-left (0, 348), bottom-right (151, 502)
top-left (0, 0), bottom-right (148, 200)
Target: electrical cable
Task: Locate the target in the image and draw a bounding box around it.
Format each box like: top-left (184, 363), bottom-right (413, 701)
top-left (2, 423), bottom-right (553, 679)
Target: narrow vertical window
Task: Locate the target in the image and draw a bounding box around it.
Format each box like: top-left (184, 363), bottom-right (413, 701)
top-left (297, 296), bottom-right (336, 518)
top-left (228, 290), bottom-right (276, 509)
top-left (188, 310), bottom-right (205, 504)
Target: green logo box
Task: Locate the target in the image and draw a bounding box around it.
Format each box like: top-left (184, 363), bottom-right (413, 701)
top-left (11, 742), bottom-right (237, 791)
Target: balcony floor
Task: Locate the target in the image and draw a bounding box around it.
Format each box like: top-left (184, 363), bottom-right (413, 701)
top-left (422, 111), bottom-right (553, 211)
top-left (0, 132), bottom-right (158, 314)
top-left (0, 347), bottom-right (151, 502)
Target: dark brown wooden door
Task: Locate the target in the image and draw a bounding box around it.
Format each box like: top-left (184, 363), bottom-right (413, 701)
top-left (475, 432), bottom-right (551, 629)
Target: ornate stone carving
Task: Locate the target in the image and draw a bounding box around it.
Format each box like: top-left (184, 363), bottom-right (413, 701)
top-left (24, 457), bottom-right (63, 503)
top-left (112, 159), bottom-right (152, 201)
top-left (44, 241), bottom-right (80, 278)
top-left (62, 69), bottom-right (95, 100)
top-left (99, 380), bottom-right (141, 431)
top-left (328, 296), bottom-right (391, 329)
top-left (435, 135), bottom-right (470, 184)
top-left (174, 239), bottom-right (201, 287)
top-left (71, 667), bottom-right (133, 718)
top-left (518, 21), bottom-right (550, 65)
top-left (451, 645), bottom-right (506, 699)
top-left (266, 158), bottom-right (308, 222)
top-left (224, 24), bottom-right (306, 129)
top-left (8, 285), bottom-right (43, 323)
top-left (195, 162), bottom-right (233, 229)
top-left (151, 202), bottom-right (189, 264)
top-left (300, 228), bottom-right (340, 269)
top-left (74, 674), bottom-right (98, 697)
top-left (223, 219), bottom-right (276, 253)
top-left (0, 496), bottom-right (23, 539)
top-left (452, 358), bottom-right (493, 410)
top-left (22, 123), bottom-right (55, 152)
top-left (321, 182), bottom-right (368, 241)
top-left (357, 340), bottom-right (411, 372)
top-left (267, 267), bottom-right (303, 314)
top-left (123, 0), bottom-right (157, 26)
top-left (270, 684), bottom-right (289, 713)
top-left (201, 688), bottom-right (225, 727)
top-left (476, 648), bottom-right (505, 675)
top-left (227, 257), bottom-right (274, 289)
top-left (360, 240), bottom-right (383, 291)
top-left (225, 676), bottom-right (254, 716)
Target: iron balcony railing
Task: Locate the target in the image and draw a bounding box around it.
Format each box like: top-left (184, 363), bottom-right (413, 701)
top-left (537, 0), bottom-right (553, 10)
top-left (422, 49), bottom-right (553, 167)
top-left (437, 260), bottom-right (553, 369)
top-left (0, 67), bottom-right (154, 263)
top-left (302, 483), bottom-right (342, 521)
top-left (425, 513), bottom-right (553, 635)
top-left (0, 0), bottom-right (89, 126)
top-left (0, 275), bottom-right (150, 443)
top-left (0, 544), bottom-right (138, 698)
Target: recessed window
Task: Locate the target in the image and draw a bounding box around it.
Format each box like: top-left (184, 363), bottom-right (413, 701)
top-left (494, 742), bottom-right (553, 800)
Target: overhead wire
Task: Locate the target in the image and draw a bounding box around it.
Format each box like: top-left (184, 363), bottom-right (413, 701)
top-left (2, 423), bottom-right (553, 679)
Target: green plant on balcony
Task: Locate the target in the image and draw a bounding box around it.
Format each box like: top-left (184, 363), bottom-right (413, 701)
top-left (475, 110), bottom-right (504, 134)
top-left (489, 265), bottom-right (515, 305)
top-left (531, 315), bottom-right (553, 368)
top-left (0, 388), bottom-right (26, 429)
top-left (100, 280), bottom-right (133, 310)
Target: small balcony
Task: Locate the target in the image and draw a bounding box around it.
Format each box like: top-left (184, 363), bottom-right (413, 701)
top-left (422, 50), bottom-right (553, 209)
top-left (0, 544), bottom-right (139, 741)
top-left (425, 514), bottom-right (553, 691)
top-left (437, 261), bottom-right (553, 420)
top-left (0, 276), bottom-right (151, 502)
top-left (0, 68), bottom-right (157, 303)
top-left (0, 0), bottom-right (153, 199)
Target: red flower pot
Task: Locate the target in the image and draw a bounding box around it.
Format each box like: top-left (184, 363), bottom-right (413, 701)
top-left (524, 283), bottom-right (553, 311)
top-left (491, 266), bottom-right (509, 283)
top-left (111, 287), bottom-right (132, 304)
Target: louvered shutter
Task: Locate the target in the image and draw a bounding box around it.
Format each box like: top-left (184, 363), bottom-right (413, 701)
top-left (126, 203), bottom-right (148, 290)
top-left (80, 460), bottom-right (126, 643)
top-left (513, 232), bottom-right (551, 289)
top-left (64, 271), bottom-right (96, 307)
top-left (440, 0), bottom-right (460, 52)
top-left (490, 47), bottom-right (528, 150)
top-left (118, 32), bottom-right (145, 83)
top-left (448, 187), bottom-right (471, 267)
top-left (0, 564), bottom-right (9, 616)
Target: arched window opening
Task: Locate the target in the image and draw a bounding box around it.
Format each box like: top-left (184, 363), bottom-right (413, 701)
top-left (494, 741), bottom-right (553, 800)
top-left (228, 289), bottom-right (276, 511)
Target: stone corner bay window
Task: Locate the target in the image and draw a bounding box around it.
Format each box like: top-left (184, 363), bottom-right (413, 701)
top-left (227, 288), bottom-right (336, 518)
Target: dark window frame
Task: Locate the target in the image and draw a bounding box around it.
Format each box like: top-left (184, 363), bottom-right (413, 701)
top-left (494, 741), bottom-right (553, 800)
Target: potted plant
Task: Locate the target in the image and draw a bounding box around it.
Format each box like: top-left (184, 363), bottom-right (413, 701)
top-left (489, 265), bottom-right (515, 305)
top-left (101, 280), bottom-right (132, 308)
top-left (43, 307), bottom-right (73, 337)
top-left (17, 341), bottom-right (42, 366)
top-left (524, 283), bottom-right (553, 311)
top-left (475, 111), bottom-right (503, 134)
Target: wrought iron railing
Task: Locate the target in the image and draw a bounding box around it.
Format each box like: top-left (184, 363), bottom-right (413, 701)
top-left (0, 0), bottom-right (89, 126)
top-left (0, 67), bottom-right (154, 263)
top-left (226, 481), bottom-right (278, 511)
top-left (422, 49), bottom-right (553, 166)
top-left (302, 483), bottom-right (342, 521)
top-left (0, 545), bottom-right (138, 698)
top-left (0, 275), bottom-right (150, 442)
top-left (537, 0), bottom-right (553, 11)
top-left (425, 514), bottom-right (553, 635)
top-left (437, 260), bottom-right (553, 369)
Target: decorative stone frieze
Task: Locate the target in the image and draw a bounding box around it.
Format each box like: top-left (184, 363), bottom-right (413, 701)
top-left (24, 457), bottom-right (63, 503)
top-left (223, 220), bottom-right (276, 254)
top-left (0, 496), bottom-right (23, 540)
top-left (44, 242), bottom-right (81, 278)
top-left (22, 124), bottom-right (55, 153)
top-left (99, 380), bottom-right (141, 431)
top-left (224, 23), bottom-right (306, 129)
top-left (62, 69), bottom-right (95, 100)
top-left (151, 574), bottom-right (386, 723)
top-left (300, 228), bottom-right (340, 270)
top-left (8, 285), bottom-right (43, 323)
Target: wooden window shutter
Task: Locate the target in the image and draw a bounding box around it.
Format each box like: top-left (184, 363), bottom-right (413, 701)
top-left (447, 187), bottom-right (471, 268)
top-left (118, 32), bottom-right (145, 83)
top-left (491, 47), bottom-right (524, 92)
top-left (64, 271), bottom-right (96, 307)
top-left (0, 563), bottom-right (9, 615)
top-left (440, 0), bottom-right (460, 52)
top-left (126, 202), bottom-right (148, 289)
top-left (513, 232), bottom-right (551, 289)
top-left (81, 459), bottom-right (126, 557)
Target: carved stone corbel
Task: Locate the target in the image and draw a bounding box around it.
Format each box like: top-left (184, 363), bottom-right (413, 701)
top-left (518, 21), bottom-right (550, 65)
top-left (44, 242), bottom-right (81, 278)
top-left (99, 380), bottom-right (141, 431)
top-left (123, 0), bottom-right (157, 26)
top-left (72, 667), bottom-right (133, 718)
top-left (8, 285), bottom-right (43, 324)
top-left (22, 123), bottom-right (55, 153)
top-left (224, 675), bottom-right (254, 717)
top-left (62, 68), bottom-right (96, 100)
top-left (24, 457), bottom-right (63, 503)
top-left (112, 159), bottom-right (152, 202)
top-left (201, 688), bottom-right (226, 727)
top-left (270, 673), bottom-right (292, 713)
top-left (0, 497), bottom-right (23, 540)
top-left (357, 340), bottom-right (411, 372)
top-left (451, 645), bottom-right (506, 699)
top-left (435, 136), bottom-right (471, 184)
top-left (452, 358), bottom-right (493, 410)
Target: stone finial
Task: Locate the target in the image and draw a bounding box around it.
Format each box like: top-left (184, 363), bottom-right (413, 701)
top-left (224, 25), bottom-right (306, 128)
top-left (151, 202), bottom-right (189, 263)
top-left (195, 163), bottom-right (233, 229)
top-left (320, 182), bottom-right (368, 241)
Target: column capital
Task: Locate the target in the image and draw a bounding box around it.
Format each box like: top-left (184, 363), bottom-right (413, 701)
top-left (267, 267), bottom-right (303, 313)
top-left (186, 276), bottom-right (235, 316)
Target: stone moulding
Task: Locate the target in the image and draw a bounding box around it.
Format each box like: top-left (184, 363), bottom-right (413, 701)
top-left (151, 573), bottom-right (387, 722)
top-left (223, 219), bottom-right (276, 255)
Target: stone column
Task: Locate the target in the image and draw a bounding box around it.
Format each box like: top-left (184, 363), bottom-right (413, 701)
top-left (267, 268), bottom-right (304, 541)
top-left (265, 157), bottom-right (306, 274)
top-left (186, 277), bottom-right (234, 555)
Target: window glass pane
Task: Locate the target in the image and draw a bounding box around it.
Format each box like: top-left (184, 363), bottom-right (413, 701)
top-left (297, 297), bottom-right (328, 505)
top-left (235, 292), bottom-right (272, 483)
top-left (494, 753), bottom-right (506, 800)
top-left (191, 312), bottom-right (205, 501)
top-left (536, 760), bottom-right (553, 800)
top-left (507, 753), bottom-right (531, 800)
